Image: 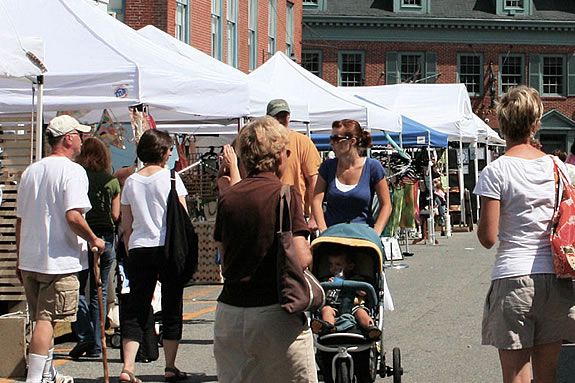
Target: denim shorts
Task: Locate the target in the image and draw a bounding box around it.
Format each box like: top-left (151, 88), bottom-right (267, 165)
top-left (481, 274), bottom-right (574, 350)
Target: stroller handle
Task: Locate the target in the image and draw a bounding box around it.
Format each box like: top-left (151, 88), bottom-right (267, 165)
top-left (320, 280), bottom-right (378, 307)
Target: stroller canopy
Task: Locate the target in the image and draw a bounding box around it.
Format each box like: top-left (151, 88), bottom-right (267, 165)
top-left (311, 223), bottom-right (384, 273)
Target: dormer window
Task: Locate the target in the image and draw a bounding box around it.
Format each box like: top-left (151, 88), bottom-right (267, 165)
top-left (497, 0), bottom-right (531, 15)
top-left (504, 0), bottom-right (523, 10)
top-left (394, 0), bottom-right (428, 14)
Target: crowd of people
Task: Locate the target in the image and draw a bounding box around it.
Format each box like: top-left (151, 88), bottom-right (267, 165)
top-left (13, 88), bottom-right (575, 383)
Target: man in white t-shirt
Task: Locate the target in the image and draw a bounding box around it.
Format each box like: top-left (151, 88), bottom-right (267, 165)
top-left (16, 115), bottom-right (105, 383)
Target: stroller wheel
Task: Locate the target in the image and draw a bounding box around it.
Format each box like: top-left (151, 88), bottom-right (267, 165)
top-left (392, 347), bottom-right (402, 383)
top-left (335, 359), bottom-right (351, 383)
top-left (110, 333), bottom-right (122, 349)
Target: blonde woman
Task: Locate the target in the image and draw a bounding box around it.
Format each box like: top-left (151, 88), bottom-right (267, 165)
top-left (474, 86), bottom-right (575, 383)
top-left (213, 116), bottom-right (317, 383)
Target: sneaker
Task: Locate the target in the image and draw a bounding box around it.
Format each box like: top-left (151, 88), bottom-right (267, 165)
top-left (68, 341), bottom-right (96, 359)
top-left (42, 371), bottom-right (74, 383)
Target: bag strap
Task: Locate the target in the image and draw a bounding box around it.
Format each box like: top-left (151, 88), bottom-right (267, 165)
top-left (278, 184), bottom-right (292, 233)
top-left (170, 169), bottom-right (176, 191)
top-left (550, 155), bottom-right (570, 224)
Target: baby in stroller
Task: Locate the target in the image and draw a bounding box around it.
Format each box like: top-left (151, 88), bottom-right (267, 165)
top-left (310, 247), bottom-right (381, 341)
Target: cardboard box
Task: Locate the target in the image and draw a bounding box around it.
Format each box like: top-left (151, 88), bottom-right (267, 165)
top-left (0, 316), bottom-right (26, 378)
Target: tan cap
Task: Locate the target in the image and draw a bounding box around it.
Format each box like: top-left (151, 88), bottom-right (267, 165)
top-left (47, 115), bottom-right (91, 137)
top-left (266, 99), bottom-right (291, 117)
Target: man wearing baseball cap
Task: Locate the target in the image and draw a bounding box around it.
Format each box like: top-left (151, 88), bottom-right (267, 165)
top-left (266, 99), bottom-right (321, 232)
top-left (17, 115), bottom-right (105, 383)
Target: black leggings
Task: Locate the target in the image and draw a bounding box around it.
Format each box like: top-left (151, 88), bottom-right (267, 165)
top-left (122, 246), bottom-right (184, 343)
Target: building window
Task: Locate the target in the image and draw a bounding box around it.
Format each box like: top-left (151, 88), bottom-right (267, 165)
top-left (458, 54), bottom-right (483, 96)
top-left (175, 0), bottom-right (189, 43)
top-left (338, 52), bottom-right (364, 87)
top-left (402, 0), bottom-right (421, 5)
top-left (286, 2), bottom-right (294, 58)
top-left (542, 56), bottom-right (564, 96)
top-left (268, 0), bottom-right (277, 58)
top-left (504, 0), bottom-right (523, 9)
top-left (302, 51), bottom-right (322, 78)
top-left (394, 0), bottom-right (428, 13)
top-left (248, 0), bottom-right (258, 71)
top-left (400, 53), bottom-right (423, 83)
top-left (211, 0), bottom-right (222, 60)
top-left (107, 0), bottom-right (125, 21)
top-left (499, 55), bottom-right (524, 93)
top-left (226, 0), bottom-right (238, 67)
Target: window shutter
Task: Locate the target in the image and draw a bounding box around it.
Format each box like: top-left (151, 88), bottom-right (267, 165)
top-left (425, 52), bottom-right (437, 83)
top-left (529, 54), bottom-right (541, 91)
top-left (568, 54), bottom-right (575, 96)
top-left (386, 51), bottom-right (398, 85)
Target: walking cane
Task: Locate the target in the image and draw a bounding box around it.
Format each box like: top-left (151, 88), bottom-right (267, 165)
top-left (92, 247), bottom-right (110, 383)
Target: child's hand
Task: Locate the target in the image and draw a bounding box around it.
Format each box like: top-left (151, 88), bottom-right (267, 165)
top-left (356, 290), bottom-right (367, 297)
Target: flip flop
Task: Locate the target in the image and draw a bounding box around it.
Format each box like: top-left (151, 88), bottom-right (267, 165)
top-left (164, 367), bottom-right (190, 382)
top-left (119, 369), bottom-right (142, 383)
top-left (366, 325), bottom-right (382, 341)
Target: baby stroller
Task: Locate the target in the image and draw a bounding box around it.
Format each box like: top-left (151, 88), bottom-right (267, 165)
top-left (311, 223), bottom-right (403, 383)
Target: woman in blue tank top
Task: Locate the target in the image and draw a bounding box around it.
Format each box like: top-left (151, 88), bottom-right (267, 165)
top-left (312, 119), bottom-right (392, 235)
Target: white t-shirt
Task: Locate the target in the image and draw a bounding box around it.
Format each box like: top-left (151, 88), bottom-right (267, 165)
top-left (121, 168), bottom-right (187, 250)
top-left (473, 155), bottom-right (566, 280)
top-left (17, 156), bottom-right (92, 274)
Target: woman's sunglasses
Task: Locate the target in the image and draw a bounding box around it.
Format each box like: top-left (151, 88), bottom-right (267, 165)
top-left (329, 134), bottom-right (352, 143)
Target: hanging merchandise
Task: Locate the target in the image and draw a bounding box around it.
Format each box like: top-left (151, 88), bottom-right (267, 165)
top-left (130, 105), bottom-right (156, 144)
top-left (95, 109), bottom-right (126, 149)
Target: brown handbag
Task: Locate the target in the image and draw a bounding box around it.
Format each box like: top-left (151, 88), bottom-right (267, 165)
top-left (277, 184), bottom-right (325, 314)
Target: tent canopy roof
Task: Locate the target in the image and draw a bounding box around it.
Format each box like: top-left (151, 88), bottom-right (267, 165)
top-left (137, 25), bottom-right (309, 122)
top-left (0, 0), bottom-right (249, 122)
top-left (249, 52), bottom-right (402, 132)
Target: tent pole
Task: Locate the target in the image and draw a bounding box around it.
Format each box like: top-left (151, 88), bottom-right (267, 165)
top-left (473, 140), bottom-right (480, 224)
top-left (444, 143), bottom-right (451, 237)
top-left (35, 75), bottom-right (44, 162)
top-left (459, 138), bottom-right (466, 226)
top-left (426, 135), bottom-right (435, 245)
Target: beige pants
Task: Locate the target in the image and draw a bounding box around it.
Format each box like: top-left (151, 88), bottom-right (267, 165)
top-left (214, 302), bottom-right (318, 383)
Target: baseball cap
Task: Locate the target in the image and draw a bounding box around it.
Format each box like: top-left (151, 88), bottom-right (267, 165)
top-left (266, 99), bottom-right (291, 117)
top-left (47, 115), bottom-right (91, 137)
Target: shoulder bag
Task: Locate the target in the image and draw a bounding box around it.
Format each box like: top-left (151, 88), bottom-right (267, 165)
top-left (550, 157), bottom-right (575, 279)
top-left (163, 169), bottom-right (199, 286)
top-left (277, 184), bottom-right (325, 314)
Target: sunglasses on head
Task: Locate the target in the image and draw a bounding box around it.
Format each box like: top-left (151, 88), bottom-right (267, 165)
top-left (329, 134), bottom-right (352, 143)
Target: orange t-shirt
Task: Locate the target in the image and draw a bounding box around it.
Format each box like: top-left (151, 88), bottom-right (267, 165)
top-left (279, 130), bottom-right (321, 210)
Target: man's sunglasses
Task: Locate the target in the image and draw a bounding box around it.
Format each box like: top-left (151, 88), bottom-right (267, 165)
top-left (329, 134), bottom-right (352, 143)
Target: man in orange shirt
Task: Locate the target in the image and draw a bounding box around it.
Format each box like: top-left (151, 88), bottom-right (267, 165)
top-left (267, 99), bottom-right (321, 231)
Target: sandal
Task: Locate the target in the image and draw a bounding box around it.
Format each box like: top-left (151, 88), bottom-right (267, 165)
top-left (164, 367), bottom-right (190, 382)
top-left (366, 325), bottom-right (382, 341)
top-left (119, 369), bottom-right (142, 383)
top-left (310, 318), bottom-right (335, 335)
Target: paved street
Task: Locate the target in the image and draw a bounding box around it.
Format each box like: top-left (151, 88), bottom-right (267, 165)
top-left (3, 231), bottom-right (574, 382)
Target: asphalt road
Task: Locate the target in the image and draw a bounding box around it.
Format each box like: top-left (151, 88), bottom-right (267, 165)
top-left (3, 231), bottom-right (574, 383)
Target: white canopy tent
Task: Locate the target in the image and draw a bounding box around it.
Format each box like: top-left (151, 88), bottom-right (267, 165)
top-left (249, 52), bottom-right (402, 133)
top-left (0, 33), bottom-right (45, 160)
top-left (137, 25), bottom-right (309, 124)
top-left (0, 0), bottom-right (249, 122)
top-left (342, 83), bottom-right (506, 234)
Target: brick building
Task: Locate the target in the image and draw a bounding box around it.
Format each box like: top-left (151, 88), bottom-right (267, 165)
top-left (99, 0), bottom-right (303, 74)
top-left (302, 0), bottom-right (575, 152)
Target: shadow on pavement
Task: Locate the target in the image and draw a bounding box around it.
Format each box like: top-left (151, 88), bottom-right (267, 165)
top-left (179, 339), bottom-right (213, 345)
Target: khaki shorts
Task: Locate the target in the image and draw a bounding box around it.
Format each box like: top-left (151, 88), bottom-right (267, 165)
top-left (21, 271), bottom-right (79, 322)
top-left (482, 274), bottom-right (574, 350)
top-left (214, 303), bottom-right (318, 383)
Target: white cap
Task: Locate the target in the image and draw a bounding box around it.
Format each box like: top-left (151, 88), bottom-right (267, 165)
top-left (47, 115), bottom-right (91, 137)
